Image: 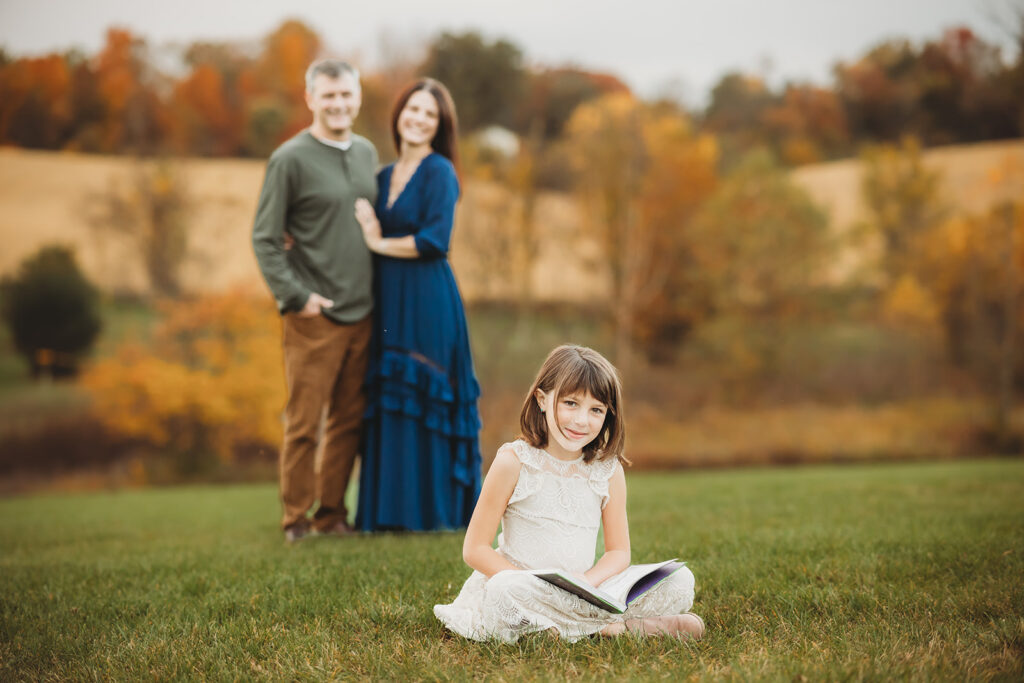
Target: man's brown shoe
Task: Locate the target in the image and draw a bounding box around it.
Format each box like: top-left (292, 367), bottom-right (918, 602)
top-left (284, 522), bottom-right (310, 544)
top-left (319, 520), bottom-right (355, 537)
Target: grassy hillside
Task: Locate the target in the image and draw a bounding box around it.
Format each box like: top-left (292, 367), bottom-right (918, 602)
top-left (790, 138), bottom-right (1024, 231)
top-left (0, 147), bottom-right (605, 303)
top-left (2, 139), bottom-right (1022, 302)
top-left (1, 460), bottom-right (1021, 680)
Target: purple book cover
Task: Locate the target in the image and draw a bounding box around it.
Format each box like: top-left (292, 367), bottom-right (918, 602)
top-left (625, 561), bottom-right (686, 605)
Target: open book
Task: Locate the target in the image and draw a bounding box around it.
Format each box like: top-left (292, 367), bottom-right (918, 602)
top-left (528, 559), bottom-right (686, 614)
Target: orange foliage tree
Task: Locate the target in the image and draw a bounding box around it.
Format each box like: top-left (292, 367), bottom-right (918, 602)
top-left (566, 93), bottom-right (720, 367)
top-left (0, 54), bottom-right (72, 148)
top-left (93, 28), bottom-right (168, 153)
top-left (170, 42), bottom-right (252, 156)
top-left (171, 63), bottom-right (241, 156)
top-left (249, 20), bottom-right (323, 144)
top-left (760, 85), bottom-right (851, 164)
top-left (82, 292), bottom-right (285, 469)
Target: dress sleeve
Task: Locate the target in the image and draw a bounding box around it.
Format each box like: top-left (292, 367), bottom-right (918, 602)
top-left (413, 157), bottom-right (460, 259)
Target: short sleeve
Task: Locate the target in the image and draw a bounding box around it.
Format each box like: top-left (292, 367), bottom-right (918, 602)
top-left (587, 458), bottom-right (619, 510)
top-left (506, 441), bottom-right (542, 505)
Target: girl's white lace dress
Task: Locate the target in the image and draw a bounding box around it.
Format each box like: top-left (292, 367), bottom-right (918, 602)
top-left (433, 439), bottom-right (695, 642)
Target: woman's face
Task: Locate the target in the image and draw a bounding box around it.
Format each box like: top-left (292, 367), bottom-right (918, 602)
top-left (397, 89), bottom-right (440, 148)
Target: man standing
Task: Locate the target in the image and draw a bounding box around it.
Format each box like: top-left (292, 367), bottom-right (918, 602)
top-left (252, 59), bottom-right (378, 542)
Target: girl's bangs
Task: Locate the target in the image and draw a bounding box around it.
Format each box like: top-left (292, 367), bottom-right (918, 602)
top-left (555, 358), bottom-right (616, 412)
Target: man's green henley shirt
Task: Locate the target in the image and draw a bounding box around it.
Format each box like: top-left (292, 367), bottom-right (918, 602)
top-left (252, 130), bottom-right (379, 324)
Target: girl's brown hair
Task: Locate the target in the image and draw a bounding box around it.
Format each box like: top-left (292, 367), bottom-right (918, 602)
top-left (390, 78), bottom-right (460, 173)
top-left (519, 345), bottom-right (628, 464)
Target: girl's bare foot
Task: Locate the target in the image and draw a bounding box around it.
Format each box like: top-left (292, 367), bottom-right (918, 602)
top-left (600, 613), bottom-right (705, 639)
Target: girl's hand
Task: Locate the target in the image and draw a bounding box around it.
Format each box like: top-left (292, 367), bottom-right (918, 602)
top-left (355, 198), bottom-right (382, 251)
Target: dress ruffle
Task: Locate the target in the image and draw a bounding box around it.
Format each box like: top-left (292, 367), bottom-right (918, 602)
top-left (364, 348), bottom-right (481, 439)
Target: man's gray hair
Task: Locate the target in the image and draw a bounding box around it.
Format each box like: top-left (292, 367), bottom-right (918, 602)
top-left (305, 59), bottom-right (361, 93)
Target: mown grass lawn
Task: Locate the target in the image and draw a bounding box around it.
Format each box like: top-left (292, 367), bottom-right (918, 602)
top-left (1, 459), bottom-right (1022, 681)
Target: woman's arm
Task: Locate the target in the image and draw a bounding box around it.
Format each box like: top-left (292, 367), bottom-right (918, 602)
top-left (462, 446), bottom-right (522, 577)
top-left (354, 159), bottom-right (459, 260)
top-left (583, 462), bottom-right (631, 586)
top-left (370, 234), bottom-right (420, 259)
top-left (354, 199), bottom-right (421, 259)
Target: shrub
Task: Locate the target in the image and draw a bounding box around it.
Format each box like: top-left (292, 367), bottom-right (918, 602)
top-left (81, 291), bottom-right (284, 471)
top-left (0, 245), bottom-right (102, 377)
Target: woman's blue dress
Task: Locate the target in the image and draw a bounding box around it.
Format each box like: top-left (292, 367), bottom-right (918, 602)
top-left (356, 152), bottom-right (482, 531)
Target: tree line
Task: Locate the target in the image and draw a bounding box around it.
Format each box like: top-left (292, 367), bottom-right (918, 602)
top-left (1, 18), bottom-right (1022, 164)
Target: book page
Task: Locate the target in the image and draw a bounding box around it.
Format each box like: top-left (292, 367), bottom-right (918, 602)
top-left (598, 559), bottom-right (683, 604)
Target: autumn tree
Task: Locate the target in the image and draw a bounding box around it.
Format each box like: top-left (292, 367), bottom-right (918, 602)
top-left (93, 28), bottom-right (168, 153)
top-left (515, 67), bottom-right (632, 189)
top-left (565, 93), bottom-right (643, 372)
top-left (860, 136), bottom-right (948, 282)
top-left (519, 68), bottom-right (630, 140)
top-left (170, 42), bottom-right (251, 156)
top-left (66, 51), bottom-right (108, 152)
top-left (566, 93), bottom-right (720, 369)
top-left (0, 54), bottom-right (73, 149)
top-left (914, 28), bottom-right (1017, 143)
top-left (956, 201), bottom-right (1023, 447)
top-left (760, 84), bottom-right (851, 164)
top-left (631, 109), bottom-right (720, 362)
top-left (702, 72), bottom-right (776, 167)
top-left (89, 159), bottom-right (191, 297)
top-left (920, 158), bottom-right (1024, 446)
top-left (418, 31), bottom-right (526, 132)
top-left (687, 151), bottom-right (832, 382)
top-left (834, 27), bottom-right (1020, 147)
top-left (241, 20), bottom-right (323, 154)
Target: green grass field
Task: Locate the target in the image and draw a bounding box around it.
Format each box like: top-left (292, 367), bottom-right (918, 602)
top-left (2, 459), bottom-right (1022, 681)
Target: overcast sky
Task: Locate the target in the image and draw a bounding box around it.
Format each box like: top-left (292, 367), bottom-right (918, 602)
top-left (1, 0), bottom-right (1019, 104)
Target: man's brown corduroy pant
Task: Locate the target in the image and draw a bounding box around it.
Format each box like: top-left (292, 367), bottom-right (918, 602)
top-left (279, 312), bottom-right (371, 531)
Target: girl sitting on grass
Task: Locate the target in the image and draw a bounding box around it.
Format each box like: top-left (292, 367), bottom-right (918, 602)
top-left (434, 344), bottom-right (705, 642)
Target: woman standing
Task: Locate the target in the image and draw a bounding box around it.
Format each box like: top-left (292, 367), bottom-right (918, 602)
top-left (354, 79), bottom-right (481, 531)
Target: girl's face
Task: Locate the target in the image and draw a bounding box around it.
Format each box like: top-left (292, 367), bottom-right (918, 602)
top-left (536, 388), bottom-right (608, 459)
top-left (397, 89), bottom-right (440, 148)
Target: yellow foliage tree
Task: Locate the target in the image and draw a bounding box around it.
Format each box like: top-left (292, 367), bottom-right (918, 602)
top-left (82, 291), bottom-right (285, 468)
top-left (882, 274), bottom-right (941, 328)
top-left (860, 136), bottom-right (948, 281)
top-left (914, 156), bottom-right (1024, 446)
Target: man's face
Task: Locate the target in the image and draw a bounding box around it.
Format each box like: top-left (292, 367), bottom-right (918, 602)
top-left (306, 72), bottom-right (362, 139)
